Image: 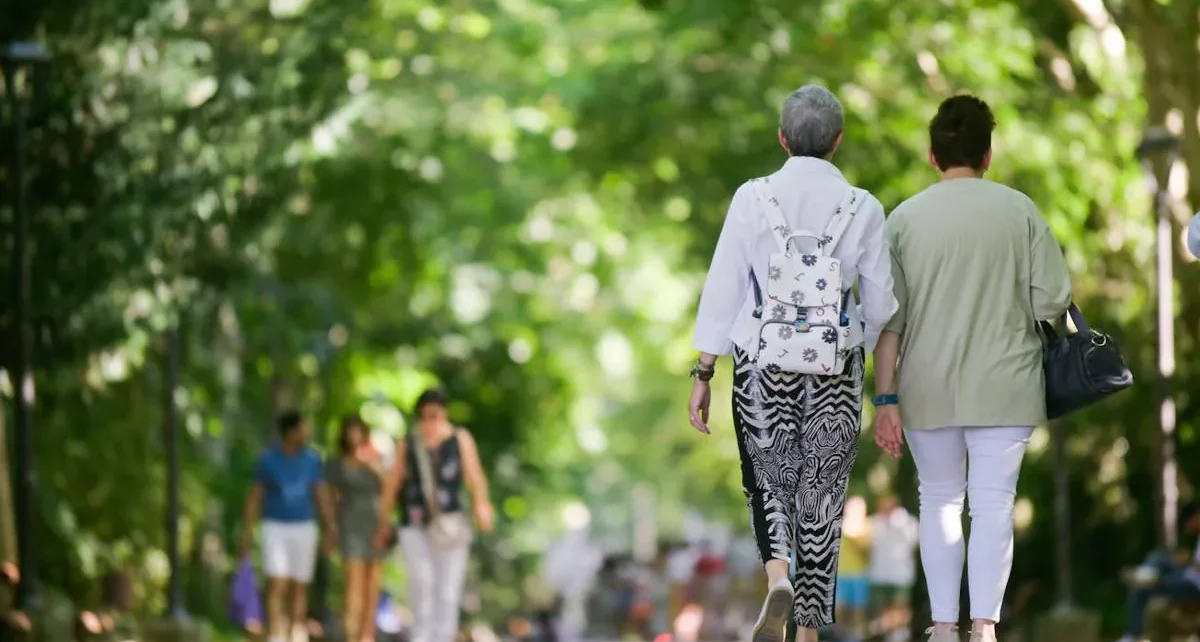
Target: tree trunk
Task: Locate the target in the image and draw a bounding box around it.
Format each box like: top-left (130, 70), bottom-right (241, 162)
top-left (0, 406), bottom-right (16, 610)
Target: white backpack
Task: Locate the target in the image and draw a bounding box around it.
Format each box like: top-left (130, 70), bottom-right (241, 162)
top-left (747, 178), bottom-right (865, 376)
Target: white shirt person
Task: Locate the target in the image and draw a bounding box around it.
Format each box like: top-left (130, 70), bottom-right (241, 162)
top-left (687, 84), bottom-right (895, 642)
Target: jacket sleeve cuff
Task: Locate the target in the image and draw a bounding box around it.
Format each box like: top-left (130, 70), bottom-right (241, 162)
top-left (692, 333), bottom-right (734, 356)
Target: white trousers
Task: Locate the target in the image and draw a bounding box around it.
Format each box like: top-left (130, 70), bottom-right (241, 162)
top-left (398, 523), bottom-right (472, 642)
top-left (905, 425), bottom-right (1033, 624)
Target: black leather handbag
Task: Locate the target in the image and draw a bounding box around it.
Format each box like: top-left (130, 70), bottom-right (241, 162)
top-left (1041, 303), bottom-right (1134, 420)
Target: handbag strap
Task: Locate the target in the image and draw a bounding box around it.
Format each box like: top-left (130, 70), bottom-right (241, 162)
top-left (1065, 303), bottom-right (1090, 333)
top-left (1038, 302), bottom-right (1089, 342)
top-left (409, 430), bottom-right (444, 521)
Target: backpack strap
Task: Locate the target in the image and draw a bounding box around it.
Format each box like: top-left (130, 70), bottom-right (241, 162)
top-left (748, 178), bottom-right (798, 253)
top-left (819, 187), bottom-right (868, 256)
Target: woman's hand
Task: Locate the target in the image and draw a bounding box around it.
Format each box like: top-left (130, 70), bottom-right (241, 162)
top-left (873, 405), bottom-right (905, 459)
top-left (474, 501), bottom-right (496, 533)
top-left (374, 525), bottom-right (393, 550)
top-left (688, 379), bottom-right (712, 434)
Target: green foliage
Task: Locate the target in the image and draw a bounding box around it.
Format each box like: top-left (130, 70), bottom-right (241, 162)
top-left (1, 0), bottom-right (1198, 633)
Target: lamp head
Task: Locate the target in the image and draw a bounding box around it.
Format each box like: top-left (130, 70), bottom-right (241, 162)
top-left (1136, 126), bottom-right (1180, 161)
top-left (1, 42), bottom-right (51, 64)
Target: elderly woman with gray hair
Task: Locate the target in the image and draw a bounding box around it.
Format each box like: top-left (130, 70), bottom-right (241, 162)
top-left (688, 84), bottom-right (896, 642)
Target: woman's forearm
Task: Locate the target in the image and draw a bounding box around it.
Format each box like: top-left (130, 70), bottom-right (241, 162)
top-left (468, 471), bottom-right (491, 506)
top-left (873, 331), bottom-right (900, 394)
top-left (377, 463), bottom-right (402, 523)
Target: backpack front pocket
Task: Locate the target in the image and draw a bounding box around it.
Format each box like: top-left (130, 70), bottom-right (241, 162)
top-left (755, 321), bottom-right (844, 375)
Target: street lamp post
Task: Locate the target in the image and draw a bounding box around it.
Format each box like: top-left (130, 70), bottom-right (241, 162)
top-left (310, 331), bottom-right (337, 635)
top-left (164, 323), bottom-right (187, 620)
top-left (2, 40), bottom-right (51, 614)
top-left (1052, 418), bottom-right (1073, 607)
top-left (1136, 126), bottom-right (1181, 551)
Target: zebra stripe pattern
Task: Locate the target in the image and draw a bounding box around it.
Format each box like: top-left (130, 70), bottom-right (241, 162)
top-left (732, 346), bottom-right (864, 629)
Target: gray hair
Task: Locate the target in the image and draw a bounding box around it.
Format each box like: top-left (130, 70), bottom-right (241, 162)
top-left (779, 85), bottom-right (844, 158)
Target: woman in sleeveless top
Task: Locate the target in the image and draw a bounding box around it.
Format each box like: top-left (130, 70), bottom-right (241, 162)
top-left (376, 388), bottom-right (495, 642)
top-left (326, 414), bottom-right (386, 642)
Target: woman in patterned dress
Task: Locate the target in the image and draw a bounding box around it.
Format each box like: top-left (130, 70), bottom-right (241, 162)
top-left (687, 84), bottom-right (896, 642)
top-left (327, 415), bottom-right (387, 642)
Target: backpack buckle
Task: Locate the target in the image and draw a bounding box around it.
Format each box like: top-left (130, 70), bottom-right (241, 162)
top-left (794, 311), bottom-right (810, 333)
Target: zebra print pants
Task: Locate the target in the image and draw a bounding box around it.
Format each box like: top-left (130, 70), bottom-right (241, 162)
top-left (732, 346), bottom-right (864, 629)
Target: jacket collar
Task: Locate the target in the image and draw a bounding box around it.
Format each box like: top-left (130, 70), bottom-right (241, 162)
top-left (777, 155), bottom-right (845, 181)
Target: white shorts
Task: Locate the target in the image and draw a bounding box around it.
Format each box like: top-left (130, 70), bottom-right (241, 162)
top-left (262, 521), bottom-right (319, 583)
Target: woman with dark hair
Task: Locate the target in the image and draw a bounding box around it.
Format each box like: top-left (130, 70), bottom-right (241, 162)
top-left (873, 95), bottom-right (1072, 642)
top-left (376, 388), bottom-right (495, 642)
top-left (327, 414), bottom-right (387, 642)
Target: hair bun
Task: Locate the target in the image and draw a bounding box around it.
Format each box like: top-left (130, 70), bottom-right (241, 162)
top-left (942, 114), bottom-right (968, 136)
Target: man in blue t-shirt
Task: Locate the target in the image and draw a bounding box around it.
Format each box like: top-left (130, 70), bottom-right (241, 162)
top-left (240, 411), bottom-right (336, 642)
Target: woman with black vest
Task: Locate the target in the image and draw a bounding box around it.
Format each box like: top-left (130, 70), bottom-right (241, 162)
top-left (376, 388), bottom-right (495, 642)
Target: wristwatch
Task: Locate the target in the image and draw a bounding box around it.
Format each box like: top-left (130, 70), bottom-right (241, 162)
top-left (689, 362), bottom-right (716, 382)
top-left (871, 393), bottom-right (899, 407)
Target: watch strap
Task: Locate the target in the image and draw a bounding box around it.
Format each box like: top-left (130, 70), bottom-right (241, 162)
top-left (871, 393), bottom-right (899, 406)
top-left (690, 362), bottom-right (715, 382)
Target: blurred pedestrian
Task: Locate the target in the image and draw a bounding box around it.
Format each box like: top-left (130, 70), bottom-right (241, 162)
top-left (689, 84), bottom-right (896, 642)
top-left (1115, 500), bottom-right (1200, 642)
top-left (872, 95), bottom-right (1072, 642)
top-left (240, 410), bottom-right (338, 642)
top-left (586, 556), bottom-right (627, 641)
top-left (836, 496), bottom-right (870, 642)
top-left (376, 388), bottom-right (496, 642)
top-left (693, 540), bottom-right (728, 640)
top-left (665, 541), bottom-right (698, 630)
top-left (868, 495), bottom-right (919, 641)
top-left (328, 414), bottom-right (388, 642)
top-left (542, 525), bottom-right (601, 642)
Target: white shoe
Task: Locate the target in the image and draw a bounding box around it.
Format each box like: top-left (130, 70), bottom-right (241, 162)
top-left (751, 577), bottom-right (794, 642)
top-left (925, 627), bottom-right (960, 642)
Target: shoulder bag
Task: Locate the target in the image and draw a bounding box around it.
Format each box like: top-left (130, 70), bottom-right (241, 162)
top-left (410, 429), bottom-right (472, 549)
top-left (1041, 302), bottom-right (1133, 420)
